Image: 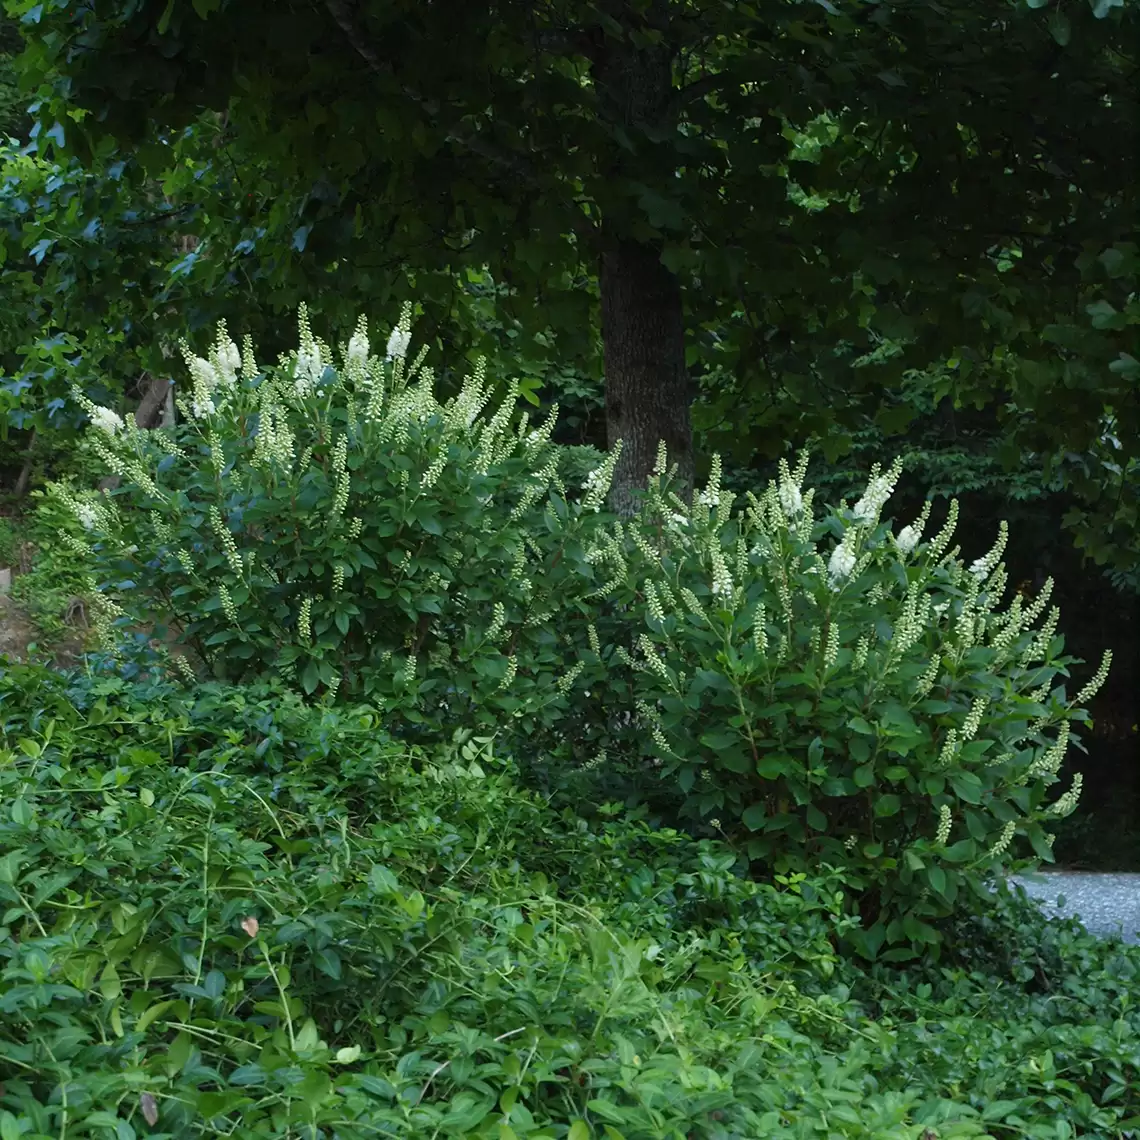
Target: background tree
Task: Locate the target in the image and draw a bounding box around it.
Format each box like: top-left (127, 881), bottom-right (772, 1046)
top-left (8, 0), bottom-right (1135, 512)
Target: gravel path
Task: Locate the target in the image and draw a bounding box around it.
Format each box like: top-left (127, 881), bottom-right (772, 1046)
top-left (1008, 872), bottom-right (1140, 944)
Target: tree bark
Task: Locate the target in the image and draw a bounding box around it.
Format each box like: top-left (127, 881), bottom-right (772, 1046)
top-left (588, 0), bottom-right (694, 514)
top-left (13, 429), bottom-right (37, 498)
top-left (600, 236), bottom-right (692, 515)
top-left (133, 372), bottom-right (173, 430)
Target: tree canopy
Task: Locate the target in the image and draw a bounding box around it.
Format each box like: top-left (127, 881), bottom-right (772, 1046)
top-left (4, 0), bottom-right (1138, 517)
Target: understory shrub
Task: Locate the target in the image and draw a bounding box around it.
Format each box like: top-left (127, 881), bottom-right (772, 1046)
top-left (4, 661), bottom-right (1140, 1140)
top-left (600, 453), bottom-right (1113, 958)
top-left (53, 307), bottom-right (1111, 959)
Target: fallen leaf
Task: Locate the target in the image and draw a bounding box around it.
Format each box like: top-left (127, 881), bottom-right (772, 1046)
top-left (140, 1093), bottom-right (159, 1126)
top-left (241, 916), bottom-right (259, 938)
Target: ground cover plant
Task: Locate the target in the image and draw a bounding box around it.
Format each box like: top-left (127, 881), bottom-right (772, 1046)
top-left (47, 309), bottom-right (1113, 963)
top-left (3, 662), bottom-right (1140, 1140)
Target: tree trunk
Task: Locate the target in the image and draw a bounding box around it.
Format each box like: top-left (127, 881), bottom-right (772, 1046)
top-left (588, 0), bottom-right (694, 514)
top-left (133, 372), bottom-right (173, 430)
top-left (13, 429), bottom-right (37, 498)
top-left (600, 236), bottom-right (692, 515)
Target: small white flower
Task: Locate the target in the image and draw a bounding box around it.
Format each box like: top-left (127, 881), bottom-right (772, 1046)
top-left (852, 463), bottom-right (902, 523)
top-left (969, 557), bottom-right (989, 578)
top-left (189, 356), bottom-right (218, 393)
top-left (191, 395), bottom-right (215, 419)
top-left (894, 525), bottom-right (920, 556)
top-left (779, 484), bottom-right (803, 517)
top-left (90, 406), bottom-right (125, 436)
top-left (697, 489), bottom-right (720, 508)
top-left (668, 512), bottom-right (689, 530)
top-left (75, 502), bottom-right (99, 530)
top-left (386, 327), bottom-right (411, 361)
top-left (827, 543), bottom-right (857, 587)
top-left (346, 329), bottom-right (369, 370)
top-left (294, 346), bottom-right (324, 395)
top-left (216, 342), bottom-right (240, 386)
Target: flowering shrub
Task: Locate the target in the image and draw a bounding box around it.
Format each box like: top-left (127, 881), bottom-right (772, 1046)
top-left (51, 306), bottom-right (624, 759)
top-left (57, 305), bottom-right (1109, 959)
top-left (593, 450), bottom-right (1111, 959)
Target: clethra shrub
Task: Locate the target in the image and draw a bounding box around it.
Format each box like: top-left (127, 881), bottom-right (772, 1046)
top-left (51, 306), bottom-right (629, 763)
top-left (57, 306), bottom-right (1109, 961)
top-left (594, 450), bottom-right (1111, 959)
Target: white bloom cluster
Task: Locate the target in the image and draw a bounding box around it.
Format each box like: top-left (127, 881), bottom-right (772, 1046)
top-left (209, 506), bottom-right (245, 579)
top-left (645, 580), bottom-right (667, 623)
top-left (1037, 721), bottom-right (1071, 780)
top-left (927, 500), bottom-right (960, 562)
top-left (294, 345), bottom-right (325, 398)
top-left (961, 696), bottom-right (988, 741)
top-left (679, 587), bottom-right (707, 621)
top-left (297, 597), bottom-right (313, 644)
top-left (968, 520), bottom-right (1009, 581)
top-left (779, 482), bottom-right (803, 518)
top-left (822, 622), bottom-right (839, 669)
top-left (827, 536), bottom-right (857, 589)
top-left (91, 405), bottom-right (126, 436)
top-left (1049, 772), bottom-right (1083, 818)
top-left (291, 304), bottom-right (330, 398)
top-left (709, 547), bottom-right (733, 600)
top-left (935, 804), bottom-right (953, 846)
top-left (893, 525), bottom-right (920, 556)
top-left (852, 458), bottom-right (903, 523)
top-left (582, 442), bottom-right (623, 512)
top-left (386, 327), bottom-right (411, 362)
top-left (936, 729), bottom-right (958, 768)
top-left (497, 655), bottom-right (518, 691)
top-left (1073, 649), bottom-right (1113, 707)
top-left (752, 604), bottom-right (768, 656)
top-left (987, 819), bottom-right (1016, 858)
top-left (345, 317), bottom-right (369, 374)
top-left (776, 456), bottom-right (808, 523)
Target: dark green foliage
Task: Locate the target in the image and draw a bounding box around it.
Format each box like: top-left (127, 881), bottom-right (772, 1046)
top-left (9, 0), bottom-right (1139, 514)
top-left (3, 660), bottom-right (1140, 1138)
top-left (53, 317), bottom-right (1114, 962)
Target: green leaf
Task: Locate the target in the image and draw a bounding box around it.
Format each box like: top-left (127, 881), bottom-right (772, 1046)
top-left (741, 803), bottom-right (767, 830)
top-left (369, 865), bottom-right (400, 894)
top-left (315, 948), bottom-right (342, 979)
top-left (300, 659), bottom-right (321, 694)
top-left (949, 770), bottom-right (984, 804)
top-left (568, 1122), bottom-right (591, 1140)
top-left (942, 839), bottom-right (976, 863)
top-left (756, 754), bottom-right (792, 779)
top-left (875, 794), bottom-right (901, 817)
